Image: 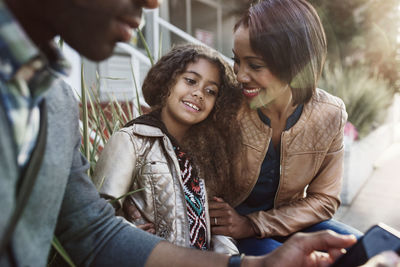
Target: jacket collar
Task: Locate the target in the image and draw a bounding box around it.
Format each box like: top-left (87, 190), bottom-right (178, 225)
top-left (125, 111), bottom-right (180, 145)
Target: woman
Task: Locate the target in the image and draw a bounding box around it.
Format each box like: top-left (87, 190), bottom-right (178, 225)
top-left (208, 0), bottom-right (362, 255)
top-left (93, 44), bottom-right (241, 253)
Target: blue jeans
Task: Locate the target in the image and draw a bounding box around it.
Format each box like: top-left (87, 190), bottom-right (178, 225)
top-left (237, 219), bottom-right (363, 256)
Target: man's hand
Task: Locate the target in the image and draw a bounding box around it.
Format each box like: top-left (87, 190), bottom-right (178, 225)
top-left (208, 197), bottom-right (256, 239)
top-left (146, 231), bottom-right (357, 267)
top-left (123, 199), bottom-right (156, 234)
top-left (257, 230), bottom-right (357, 267)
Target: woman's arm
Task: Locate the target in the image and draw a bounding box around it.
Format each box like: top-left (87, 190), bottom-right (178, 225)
top-left (246, 105), bottom-right (347, 238)
top-left (247, 142), bottom-right (344, 238)
top-left (210, 104), bottom-right (347, 239)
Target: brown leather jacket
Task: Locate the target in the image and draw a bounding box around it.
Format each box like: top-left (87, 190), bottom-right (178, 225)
top-left (227, 89), bottom-right (347, 238)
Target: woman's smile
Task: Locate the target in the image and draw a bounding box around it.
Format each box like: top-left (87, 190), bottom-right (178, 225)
top-left (242, 87), bottom-right (261, 98)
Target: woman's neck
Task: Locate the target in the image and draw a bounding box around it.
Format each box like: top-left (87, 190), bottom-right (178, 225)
top-left (260, 87), bottom-right (295, 121)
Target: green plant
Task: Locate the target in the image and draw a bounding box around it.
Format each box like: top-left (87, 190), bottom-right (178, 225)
top-left (319, 62), bottom-right (393, 138)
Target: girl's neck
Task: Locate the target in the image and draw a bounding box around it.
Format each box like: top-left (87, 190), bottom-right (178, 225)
top-left (160, 110), bottom-right (189, 144)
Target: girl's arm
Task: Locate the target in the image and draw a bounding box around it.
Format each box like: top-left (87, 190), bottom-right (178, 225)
top-left (93, 130), bottom-right (137, 210)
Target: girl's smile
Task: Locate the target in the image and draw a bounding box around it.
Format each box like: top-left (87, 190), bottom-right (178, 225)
top-left (161, 58), bottom-right (220, 141)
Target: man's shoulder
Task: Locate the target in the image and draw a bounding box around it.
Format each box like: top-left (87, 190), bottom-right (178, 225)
top-left (46, 79), bottom-right (78, 107)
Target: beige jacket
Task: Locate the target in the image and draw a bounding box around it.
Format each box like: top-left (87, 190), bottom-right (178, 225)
top-left (93, 124), bottom-right (238, 254)
top-left (226, 89), bottom-right (347, 238)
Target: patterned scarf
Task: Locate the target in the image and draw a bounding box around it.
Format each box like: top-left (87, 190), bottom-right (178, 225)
top-left (173, 144), bottom-right (208, 250)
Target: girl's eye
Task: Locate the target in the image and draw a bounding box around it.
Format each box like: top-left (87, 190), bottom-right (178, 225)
top-left (184, 77), bottom-right (196, 85)
top-left (205, 88), bottom-right (218, 96)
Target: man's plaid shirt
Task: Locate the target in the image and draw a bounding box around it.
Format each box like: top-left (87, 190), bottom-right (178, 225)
top-left (0, 0), bottom-right (70, 167)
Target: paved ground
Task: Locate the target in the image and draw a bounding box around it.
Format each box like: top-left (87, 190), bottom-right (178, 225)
top-left (335, 142), bottom-right (400, 233)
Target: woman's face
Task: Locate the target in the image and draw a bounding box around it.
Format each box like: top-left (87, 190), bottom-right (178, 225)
top-left (233, 25), bottom-right (289, 109)
top-left (161, 58), bottom-right (220, 130)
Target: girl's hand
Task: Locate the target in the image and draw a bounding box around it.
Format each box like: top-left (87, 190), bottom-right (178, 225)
top-left (208, 196), bottom-right (257, 239)
top-left (137, 223), bottom-right (156, 234)
top-left (123, 199), bottom-right (156, 234)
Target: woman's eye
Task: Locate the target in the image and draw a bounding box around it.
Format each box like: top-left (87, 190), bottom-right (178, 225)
top-left (184, 77), bottom-right (196, 85)
top-left (249, 63), bottom-right (263, 70)
top-left (231, 57), bottom-right (239, 64)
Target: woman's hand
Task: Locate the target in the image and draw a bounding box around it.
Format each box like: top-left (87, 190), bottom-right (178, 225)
top-left (123, 199), bottom-right (156, 234)
top-left (208, 196), bottom-right (257, 239)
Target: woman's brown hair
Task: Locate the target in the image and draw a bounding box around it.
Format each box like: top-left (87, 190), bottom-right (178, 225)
top-left (235, 0), bottom-right (327, 105)
top-left (142, 43), bottom-right (243, 200)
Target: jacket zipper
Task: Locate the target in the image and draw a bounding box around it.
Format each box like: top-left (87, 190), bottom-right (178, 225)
top-left (274, 132), bottom-right (285, 208)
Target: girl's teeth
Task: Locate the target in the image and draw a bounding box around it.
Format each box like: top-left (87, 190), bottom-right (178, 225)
top-left (184, 101), bottom-right (199, 111)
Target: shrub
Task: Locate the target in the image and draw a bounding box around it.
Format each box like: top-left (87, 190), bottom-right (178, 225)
top-left (319, 62), bottom-right (393, 138)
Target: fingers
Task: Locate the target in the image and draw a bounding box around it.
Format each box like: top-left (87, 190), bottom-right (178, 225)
top-left (211, 226), bottom-right (231, 236)
top-left (311, 251), bottom-right (334, 267)
top-left (327, 248), bottom-right (347, 262)
top-left (209, 209), bottom-right (231, 218)
top-left (213, 196), bottom-right (225, 202)
top-left (210, 216), bottom-right (230, 227)
top-left (208, 201), bottom-right (229, 210)
top-left (137, 223), bottom-right (156, 234)
top-left (123, 199), bottom-right (142, 222)
top-left (134, 0), bottom-right (161, 9)
top-left (289, 230), bottom-right (357, 254)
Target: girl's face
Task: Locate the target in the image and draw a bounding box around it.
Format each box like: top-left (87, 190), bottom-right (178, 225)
top-left (233, 25), bottom-right (289, 109)
top-left (161, 58), bottom-right (220, 131)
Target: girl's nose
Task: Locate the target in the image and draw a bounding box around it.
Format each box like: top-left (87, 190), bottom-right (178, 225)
top-left (192, 88), bottom-right (204, 100)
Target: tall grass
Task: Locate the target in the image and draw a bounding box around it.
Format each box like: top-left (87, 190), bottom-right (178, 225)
top-left (319, 62), bottom-right (393, 138)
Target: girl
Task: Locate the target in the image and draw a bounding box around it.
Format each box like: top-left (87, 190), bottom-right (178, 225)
top-left (207, 0), bottom-right (362, 255)
top-left (93, 44), bottom-right (241, 253)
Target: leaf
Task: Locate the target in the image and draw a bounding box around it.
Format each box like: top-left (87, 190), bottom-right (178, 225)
top-left (51, 236), bottom-right (76, 267)
top-left (108, 188), bottom-right (145, 205)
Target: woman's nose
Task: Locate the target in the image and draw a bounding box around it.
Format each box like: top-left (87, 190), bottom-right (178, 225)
top-left (236, 67), bottom-right (251, 84)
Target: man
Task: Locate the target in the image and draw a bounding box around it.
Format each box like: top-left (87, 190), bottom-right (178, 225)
top-left (0, 0), bottom-right (357, 266)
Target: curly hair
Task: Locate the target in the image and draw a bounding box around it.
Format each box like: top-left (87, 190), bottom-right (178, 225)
top-left (142, 43), bottom-right (243, 199)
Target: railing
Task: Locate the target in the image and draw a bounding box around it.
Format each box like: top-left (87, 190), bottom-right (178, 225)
top-left (146, 8), bottom-right (233, 65)
top-left (116, 7), bottom-right (233, 117)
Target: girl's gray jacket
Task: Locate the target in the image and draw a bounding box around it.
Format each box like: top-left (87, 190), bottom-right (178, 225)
top-left (93, 124), bottom-right (238, 254)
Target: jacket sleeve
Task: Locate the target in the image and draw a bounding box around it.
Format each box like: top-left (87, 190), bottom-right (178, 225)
top-left (92, 130), bottom-right (138, 210)
top-left (55, 118), bottom-right (160, 266)
top-left (247, 103), bottom-right (348, 238)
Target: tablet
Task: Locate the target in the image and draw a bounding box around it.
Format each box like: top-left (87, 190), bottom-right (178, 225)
top-left (331, 223), bottom-right (400, 267)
